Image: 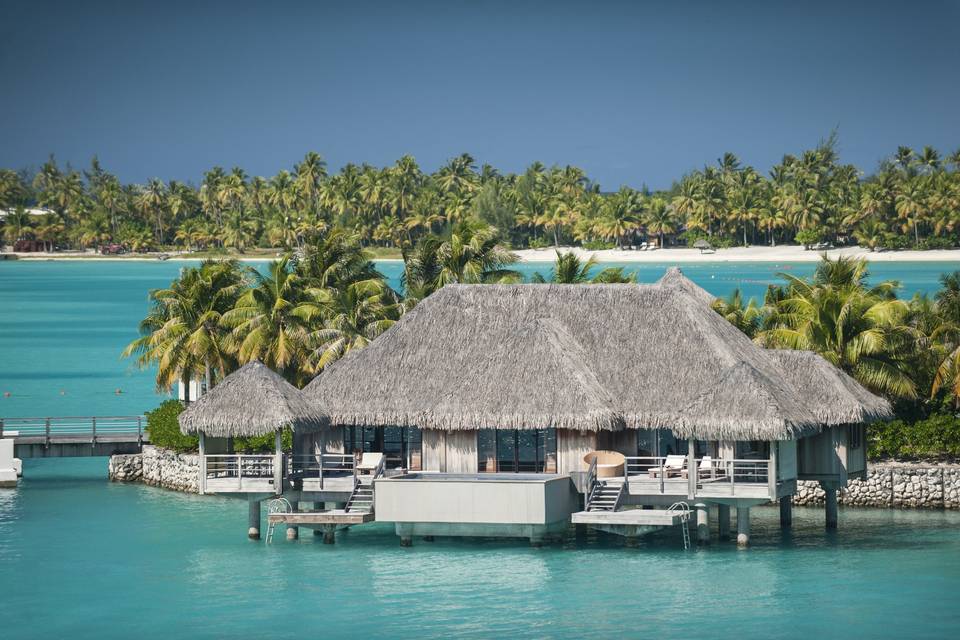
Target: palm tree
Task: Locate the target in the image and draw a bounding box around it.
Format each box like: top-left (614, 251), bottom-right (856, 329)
top-left (529, 250), bottom-right (636, 284)
top-left (221, 257), bottom-right (313, 384)
top-left (757, 267), bottom-right (918, 398)
top-left (123, 260), bottom-right (247, 398)
top-left (294, 229), bottom-right (382, 290)
top-left (711, 289), bottom-right (764, 339)
top-left (643, 197), bottom-right (676, 248)
top-left (222, 210), bottom-right (257, 252)
top-left (895, 180), bottom-right (928, 246)
top-left (300, 279), bottom-right (400, 372)
top-left (137, 179), bottom-right (168, 245)
top-left (435, 221), bottom-right (520, 286)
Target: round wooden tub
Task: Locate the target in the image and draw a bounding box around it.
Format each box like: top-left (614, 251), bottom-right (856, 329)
top-left (583, 450), bottom-right (625, 478)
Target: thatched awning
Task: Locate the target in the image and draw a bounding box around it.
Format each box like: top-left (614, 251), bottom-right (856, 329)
top-left (769, 350), bottom-right (893, 425)
top-left (179, 361), bottom-right (328, 437)
top-left (305, 269), bottom-right (891, 441)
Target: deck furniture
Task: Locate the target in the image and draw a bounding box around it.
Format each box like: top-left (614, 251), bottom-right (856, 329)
top-left (648, 454), bottom-right (686, 478)
top-left (583, 450), bottom-right (626, 478)
top-left (680, 455), bottom-right (726, 480)
top-left (357, 452), bottom-right (385, 475)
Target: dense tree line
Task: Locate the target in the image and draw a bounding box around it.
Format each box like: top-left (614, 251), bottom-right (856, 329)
top-left (4, 139), bottom-right (960, 253)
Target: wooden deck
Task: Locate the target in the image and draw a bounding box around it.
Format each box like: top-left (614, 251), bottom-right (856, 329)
top-left (571, 508), bottom-right (685, 527)
top-left (267, 509), bottom-right (375, 526)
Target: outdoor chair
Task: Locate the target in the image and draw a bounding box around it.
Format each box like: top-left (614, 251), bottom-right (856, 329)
top-left (647, 454), bottom-right (686, 478)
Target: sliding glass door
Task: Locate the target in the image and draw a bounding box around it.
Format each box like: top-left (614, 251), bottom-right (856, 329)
top-left (478, 428), bottom-right (557, 473)
top-left (344, 426), bottom-right (422, 471)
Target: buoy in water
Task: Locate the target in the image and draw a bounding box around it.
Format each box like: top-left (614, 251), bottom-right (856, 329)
top-left (3, 391), bottom-right (9, 397)
top-left (115, 388), bottom-right (123, 395)
top-left (60, 389), bottom-right (66, 395)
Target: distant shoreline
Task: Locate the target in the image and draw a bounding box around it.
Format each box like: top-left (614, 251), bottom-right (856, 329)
top-left (5, 245), bottom-right (960, 264)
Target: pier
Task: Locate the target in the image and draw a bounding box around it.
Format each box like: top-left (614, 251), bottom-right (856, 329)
top-left (1, 416), bottom-right (147, 458)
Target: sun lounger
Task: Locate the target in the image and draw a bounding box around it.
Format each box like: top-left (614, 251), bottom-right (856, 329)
top-left (638, 242), bottom-right (648, 251)
top-left (357, 452), bottom-right (384, 475)
top-left (648, 454), bottom-right (686, 478)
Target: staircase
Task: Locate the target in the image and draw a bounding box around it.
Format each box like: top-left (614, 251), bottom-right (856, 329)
top-left (345, 478), bottom-right (374, 513)
top-left (586, 480), bottom-right (625, 512)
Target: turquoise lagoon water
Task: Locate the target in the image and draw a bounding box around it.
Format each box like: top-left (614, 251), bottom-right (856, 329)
top-left (2, 458), bottom-right (960, 639)
top-left (2, 260), bottom-right (960, 638)
top-left (1, 259), bottom-right (958, 418)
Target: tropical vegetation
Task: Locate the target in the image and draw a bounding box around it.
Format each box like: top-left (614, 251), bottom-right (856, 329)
top-left (714, 256), bottom-right (960, 460)
top-left (5, 138), bottom-right (960, 255)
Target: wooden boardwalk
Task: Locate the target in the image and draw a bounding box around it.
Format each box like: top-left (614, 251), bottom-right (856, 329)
top-left (1, 416), bottom-right (147, 457)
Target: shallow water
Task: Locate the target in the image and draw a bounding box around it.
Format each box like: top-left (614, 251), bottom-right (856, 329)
top-left (1, 458), bottom-right (959, 639)
top-left (3, 261), bottom-right (960, 638)
top-left (0, 259), bottom-right (956, 418)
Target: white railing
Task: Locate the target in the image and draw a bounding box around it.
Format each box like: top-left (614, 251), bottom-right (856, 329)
top-left (287, 453), bottom-right (356, 490)
top-left (0, 415), bottom-right (145, 445)
top-left (584, 457), bottom-right (599, 508)
top-left (623, 456), bottom-right (773, 497)
top-left (204, 454), bottom-right (278, 492)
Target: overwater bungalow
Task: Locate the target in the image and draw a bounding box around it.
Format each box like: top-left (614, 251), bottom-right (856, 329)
top-left (185, 268), bottom-right (892, 547)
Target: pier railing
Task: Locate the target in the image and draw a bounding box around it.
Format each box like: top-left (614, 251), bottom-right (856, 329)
top-left (0, 415), bottom-right (146, 445)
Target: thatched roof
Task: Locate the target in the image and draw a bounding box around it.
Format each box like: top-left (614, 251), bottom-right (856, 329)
top-left (179, 361), bottom-right (328, 437)
top-left (659, 266), bottom-right (717, 305)
top-left (769, 350), bottom-right (893, 424)
top-left (305, 269), bottom-right (890, 440)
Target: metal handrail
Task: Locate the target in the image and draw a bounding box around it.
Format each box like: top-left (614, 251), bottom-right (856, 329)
top-left (584, 457), bottom-right (599, 508)
top-left (0, 416), bottom-right (146, 439)
top-left (622, 456), bottom-right (772, 496)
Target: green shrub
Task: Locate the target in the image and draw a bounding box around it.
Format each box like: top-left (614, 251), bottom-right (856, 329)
top-left (527, 236), bottom-right (551, 249)
top-left (881, 233), bottom-right (912, 250)
top-left (795, 229), bottom-right (822, 247)
top-left (869, 413), bottom-right (960, 460)
top-left (145, 399), bottom-right (293, 453)
top-left (918, 236), bottom-right (956, 250)
top-left (145, 399), bottom-right (198, 452)
top-left (234, 428), bottom-right (293, 453)
top-left (582, 239), bottom-right (615, 250)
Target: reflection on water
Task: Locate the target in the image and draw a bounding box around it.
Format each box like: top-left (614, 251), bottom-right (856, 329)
top-left (2, 458), bottom-right (960, 638)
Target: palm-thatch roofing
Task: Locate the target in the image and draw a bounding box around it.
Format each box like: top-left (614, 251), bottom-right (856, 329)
top-left (305, 268), bottom-right (891, 440)
top-left (179, 361), bottom-right (328, 437)
top-left (768, 350), bottom-right (893, 425)
top-left (693, 239), bottom-right (713, 249)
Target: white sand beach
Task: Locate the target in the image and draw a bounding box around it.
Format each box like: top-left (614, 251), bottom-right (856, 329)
top-left (512, 245), bottom-right (960, 263)
top-left (7, 244), bottom-right (960, 263)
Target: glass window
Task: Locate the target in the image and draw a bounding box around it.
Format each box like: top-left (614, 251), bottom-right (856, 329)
top-left (478, 428), bottom-right (557, 473)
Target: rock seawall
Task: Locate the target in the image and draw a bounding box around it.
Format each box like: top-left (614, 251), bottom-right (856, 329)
top-left (794, 463), bottom-right (960, 509)
top-left (108, 445), bottom-right (200, 494)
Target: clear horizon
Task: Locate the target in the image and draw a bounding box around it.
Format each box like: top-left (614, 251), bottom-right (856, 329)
top-left (2, 0), bottom-right (958, 189)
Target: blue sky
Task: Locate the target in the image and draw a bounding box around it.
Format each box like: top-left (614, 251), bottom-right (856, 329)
top-left (1, 0), bottom-right (958, 189)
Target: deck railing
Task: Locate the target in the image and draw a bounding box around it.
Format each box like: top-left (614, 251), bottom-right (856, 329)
top-left (287, 453), bottom-right (356, 490)
top-left (623, 456), bottom-right (773, 497)
top-left (0, 415), bottom-right (145, 445)
top-left (204, 454), bottom-right (278, 492)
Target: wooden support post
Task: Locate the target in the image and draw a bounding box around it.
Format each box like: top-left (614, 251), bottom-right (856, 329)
top-left (323, 524), bottom-right (336, 544)
top-left (823, 483), bottom-right (839, 529)
top-left (198, 432), bottom-right (206, 495)
top-left (248, 500), bottom-right (261, 540)
top-left (273, 430), bottom-right (283, 493)
top-left (717, 504), bottom-right (731, 540)
top-left (286, 501), bottom-right (299, 540)
top-left (736, 506), bottom-right (750, 547)
top-left (687, 437), bottom-right (696, 499)
top-left (779, 496), bottom-right (793, 528)
top-left (695, 503), bottom-right (710, 545)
